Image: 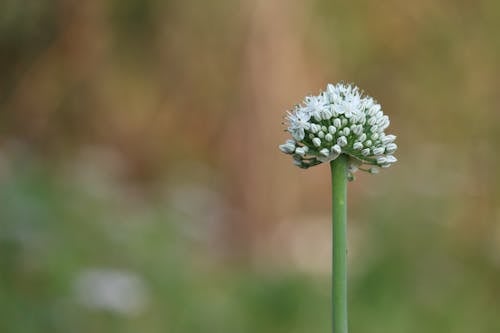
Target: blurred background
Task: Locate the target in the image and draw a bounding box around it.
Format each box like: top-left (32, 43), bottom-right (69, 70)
top-left (1, 0), bottom-right (500, 332)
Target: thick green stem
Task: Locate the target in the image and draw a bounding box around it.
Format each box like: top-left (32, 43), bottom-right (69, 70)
top-left (330, 154), bottom-right (348, 333)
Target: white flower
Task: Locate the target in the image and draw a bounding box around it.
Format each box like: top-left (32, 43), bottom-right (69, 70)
top-left (341, 101), bottom-right (357, 118)
top-left (303, 95), bottom-right (326, 117)
top-left (279, 83), bottom-right (397, 175)
top-left (286, 109), bottom-right (311, 141)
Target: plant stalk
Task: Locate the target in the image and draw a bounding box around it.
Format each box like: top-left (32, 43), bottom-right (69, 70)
top-left (330, 154), bottom-right (348, 333)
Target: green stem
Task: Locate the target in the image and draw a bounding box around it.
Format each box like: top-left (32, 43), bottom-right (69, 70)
top-left (330, 154), bottom-right (348, 333)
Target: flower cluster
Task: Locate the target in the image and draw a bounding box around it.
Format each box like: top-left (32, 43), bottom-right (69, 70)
top-left (279, 83), bottom-right (397, 179)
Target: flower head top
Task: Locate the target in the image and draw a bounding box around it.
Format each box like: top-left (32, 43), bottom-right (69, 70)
top-left (279, 83), bottom-right (397, 178)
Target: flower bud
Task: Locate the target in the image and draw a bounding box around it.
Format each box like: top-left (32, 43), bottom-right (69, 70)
top-left (310, 124), bottom-right (321, 133)
top-left (279, 142), bottom-right (296, 154)
top-left (352, 125), bottom-right (363, 135)
top-left (382, 135), bottom-right (396, 144)
top-left (377, 115), bottom-right (390, 129)
top-left (331, 145), bottom-right (342, 155)
top-left (321, 109), bottom-right (333, 120)
top-left (319, 148), bottom-right (330, 157)
top-left (385, 155), bottom-right (397, 163)
top-left (312, 137), bottom-right (321, 147)
top-left (385, 143), bottom-right (397, 153)
top-left (337, 136), bottom-right (348, 147)
top-left (295, 147), bottom-right (307, 156)
top-left (372, 147), bottom-right (385, 155)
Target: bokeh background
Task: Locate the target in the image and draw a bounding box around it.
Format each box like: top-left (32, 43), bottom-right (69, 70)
top-left (1, 0), bottom-right (500, 332)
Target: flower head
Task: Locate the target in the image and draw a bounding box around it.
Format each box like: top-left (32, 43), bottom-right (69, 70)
top-left (279, 83), bottom-right (397, 178)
